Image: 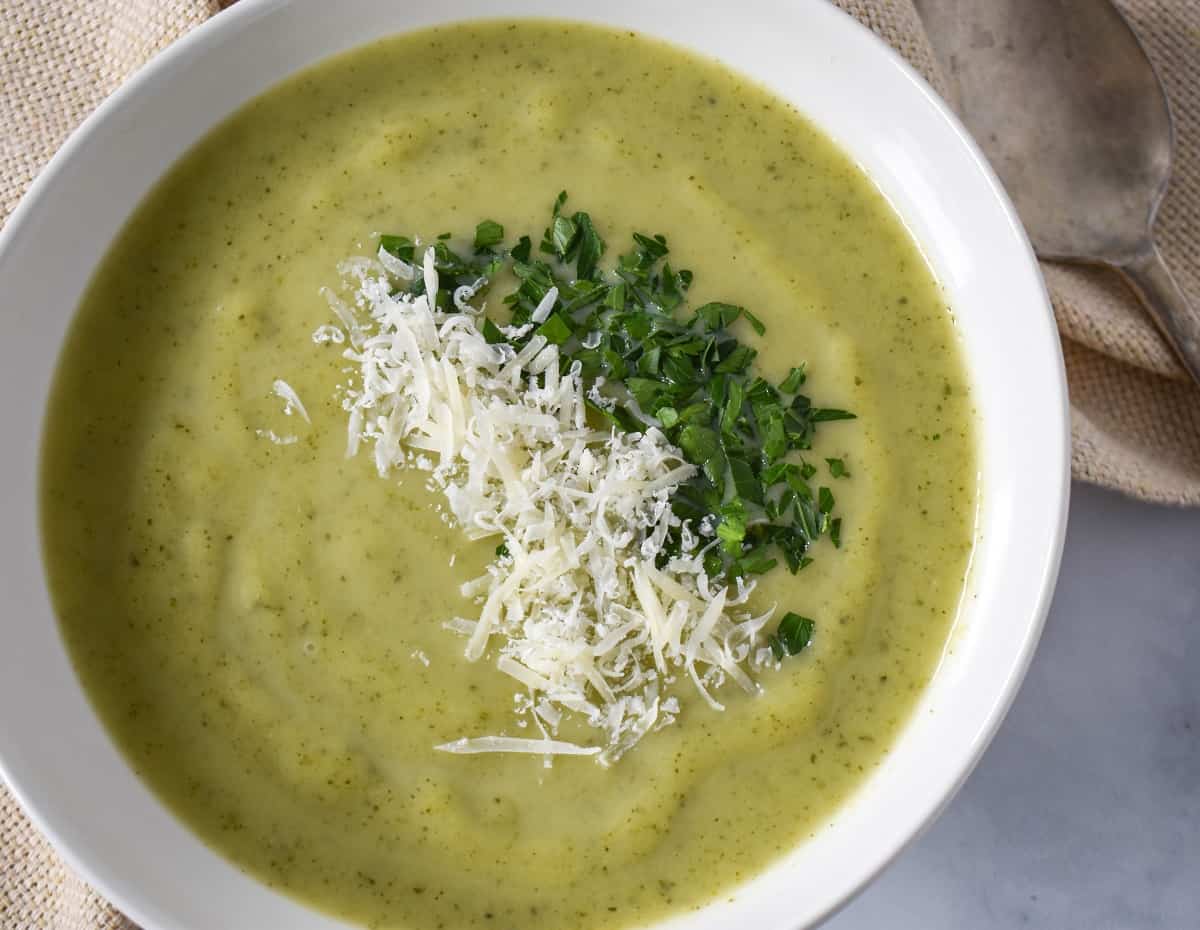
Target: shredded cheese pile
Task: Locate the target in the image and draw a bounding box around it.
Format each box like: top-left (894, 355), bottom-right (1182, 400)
top-left (318, 247), bottom-right (777, 764)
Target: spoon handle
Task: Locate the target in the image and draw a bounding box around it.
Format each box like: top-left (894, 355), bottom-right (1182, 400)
top-left (1119, 243), bottom-right (1200, 387)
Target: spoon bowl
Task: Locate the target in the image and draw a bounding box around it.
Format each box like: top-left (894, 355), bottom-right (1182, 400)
top-left (918, 0), bottom-right (1200, 384)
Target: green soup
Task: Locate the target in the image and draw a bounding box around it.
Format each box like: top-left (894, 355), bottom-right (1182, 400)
top-left (41, 20), bottom-right (977, 930)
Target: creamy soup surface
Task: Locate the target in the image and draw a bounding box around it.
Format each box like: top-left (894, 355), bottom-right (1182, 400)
top-left (42, 20), bottom-right (977, 930)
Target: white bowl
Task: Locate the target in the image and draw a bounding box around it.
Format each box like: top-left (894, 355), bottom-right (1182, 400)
top-left (0, 1), bottom-right (1070, 928)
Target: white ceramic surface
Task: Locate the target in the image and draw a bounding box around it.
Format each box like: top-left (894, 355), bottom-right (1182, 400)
top-left (0, 2), bottom-right (1070, 929)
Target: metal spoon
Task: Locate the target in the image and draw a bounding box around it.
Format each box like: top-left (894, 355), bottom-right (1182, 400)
top-left (915, 0), bottom-right (1200, 386)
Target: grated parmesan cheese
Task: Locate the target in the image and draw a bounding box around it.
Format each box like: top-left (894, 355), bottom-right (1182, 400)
top-left (317, 248), bottom-right (777, 764)
top-left (255, 428), bottom-right (298, 446)
top-left (435, 736), bottom-right (602, 757)
top-left (272, 379), bottom-right (310, 422)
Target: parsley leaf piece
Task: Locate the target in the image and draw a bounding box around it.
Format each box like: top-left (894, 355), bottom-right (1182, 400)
top-left (795, 496), bottom-right (820, 542)
top-left (785, 467), bottom-right (814, 502)
top-left (638, 345), bottom-right (663, 377)
top-left (770, 525), bottom-right (811, 573)
top-left (600, 347), bottom-right (627, 380)
top-left (704, 449), bottom-right (729, 495)
top-left (512, 259), bottom-right (557, 307)
top-left (729, 455), bottom-right (762, 504)
top-left (656, 406), bottom-right (680, 428)
top-left (573, 212), bottom-right (606, 281)
top-left (632, 232), bottom-right (669, 260)
top-left (481, 317), bottom-right (507, 345)
top-left (604, 281), bottom-right (627, 311)
top-left (692, 301), bottom-right (743, 332)
top-left (679, 424), bottom-right (726, 494)
top-left (676, 402), bottom-right (710, 425)
top-left (543, 214), bottom-right (579, 260)
top-left (560, 279), bottom-right (608, 313)
top-left (661, 352), bottom-right (697, 387)
top-left (733, 546), bottom-right (777, 577)
top-left (720, 378), bottom-right (745, 436)
top-left (769, 612), bottom-right (815, 659)
top-left (811, 408), bottom-right (857, 422)
top-left (678, 424), bottom-right (719, 465)
top-left (510, 235), bottom-right (533, 263)
top-left (670, 481), bottom-right (718, 525)
top-left (537, 313), bottom-right (573, 345)
top-left (586, 398), bottom-right (641, 433)
top-left (780, 365), bottom-right (807, 394)
top-left (658, 262), bottom-right (688, 311)
top-left (379, 234), bottom-right (415, 262)
top-left (716, 499), bottom-right (748, 555)
top-left (826, 457), bottom-right (850, 478)
top-left (760, 460), bottom-right (791, 486)
top-left (716, 343), bottom-right (757, 374)
top-left (751, 393), bottom-right (789, 464)
top-left (473, 220), bottom-right (504, 251)
top-left (626, 377), bottom-right (669, 412)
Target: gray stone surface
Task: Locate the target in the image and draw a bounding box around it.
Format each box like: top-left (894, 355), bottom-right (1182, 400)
top-left (828, 482), bottom-right (1200, 930)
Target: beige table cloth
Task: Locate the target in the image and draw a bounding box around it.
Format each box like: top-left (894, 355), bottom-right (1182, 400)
top-left (2, 0), bottom-right (1198, 927)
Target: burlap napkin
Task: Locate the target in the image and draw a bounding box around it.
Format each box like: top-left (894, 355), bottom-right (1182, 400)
top-left (1, 1), bottom-right (1197, 927)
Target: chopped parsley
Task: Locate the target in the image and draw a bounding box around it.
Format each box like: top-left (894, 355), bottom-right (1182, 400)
top-left (768, 612), bottom-right (816, 660)
top-left (826, 457), bottom-right (850, 478)
top-left (379, 234), bottom-right (415, 262)
top-left (380, 192), bottom-right (857, 656)
top-left (473, 219), bottom-right (505, 251)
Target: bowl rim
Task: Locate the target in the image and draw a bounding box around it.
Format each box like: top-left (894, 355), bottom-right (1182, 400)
top-left (0, 1), bottom-right (1070, 928)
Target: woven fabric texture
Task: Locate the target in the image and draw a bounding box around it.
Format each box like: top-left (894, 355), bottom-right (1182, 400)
top-left (1, 1), bottom-right (1197, 928)
top-left (2, 6), bottom-right (217, 928)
